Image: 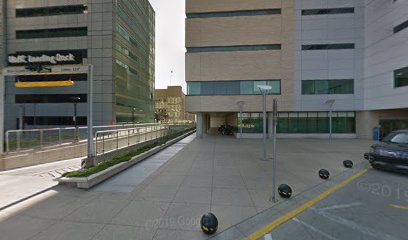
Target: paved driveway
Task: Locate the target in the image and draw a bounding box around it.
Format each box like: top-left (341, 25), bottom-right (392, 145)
top-left (0, 134), bottom-right (373, 240)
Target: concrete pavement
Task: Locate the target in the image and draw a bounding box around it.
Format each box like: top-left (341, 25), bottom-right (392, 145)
top-left (0, 134), bottom-right (374, 240)
top-left (253, 168), bottom-right (408, 240)
top-left (0, 157), bottom-right (81, 210)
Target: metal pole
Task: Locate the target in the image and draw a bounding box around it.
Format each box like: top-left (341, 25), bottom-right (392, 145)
top-left (240, 109), bottom-right (243, 139)
top-left (116, 131), bottom-right (119, 150)
top-left (85, 65), bottom-right (95, 168)
top-left (102, 134), bottom-right (105, 154)
top-left (237, 101), bottom-right (244, 139)
top-left (329, 107), bottom-right (332, 142)
top-left (19, 105), bottom-right (23, 130)
top-left (262, 92), bottom-right (267, 160)
top-left (95, 133), bottom-right (98, 156)
top-left (271, 99), bottom-right (278, 202)
top-left (6, 131), bottom-right (9, 153)
top-left (40, 129), bottom-right (43, 147)
top-left (74, 102), bottom-right (78, 141)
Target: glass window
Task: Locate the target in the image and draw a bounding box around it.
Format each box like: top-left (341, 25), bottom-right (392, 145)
top-left (302, 80), bottom-right (354, 94)
top-left (315, 80), bottom-right (330, 94)
top-left (238, 113), bottom-right (265, 133)
top-left (276, 112), bottom-right (355, 134)
top-left (302, 44), bottom-right (354, 50)
top-left (187, 44), bottom-right (281, 53)
top-left (24, 116), bottom-right (87, 126)
top-left (16, 5), bottom-right (88, 17)
top-left (16, 27), bottom-right (87, 39)
top-left (394, 66), bottom-right (408, 88)
top-left (187, 82), bottom-right (201, 95)
top-left (394, 19), bottom-right (408, 34)
top-left (15, 94), bottom-right (87, 103)
top-left (187, 9), bottom-right (281, 18)
top-left (187, 80), bottom-right (281, 95)
top-left (302, 8), bottom-right (354, 15)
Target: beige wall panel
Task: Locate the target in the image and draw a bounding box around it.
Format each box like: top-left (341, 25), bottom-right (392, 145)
top-left (186, 95), bottom-right (293, 113)
top-left (186, 0), bottom-right (283, 13)
top-left (186, 15), bottom-right (282, 47)
top-left (210, 115), bottom-right (225, 127)
top-left (186, 51), bottom-right (282, 81)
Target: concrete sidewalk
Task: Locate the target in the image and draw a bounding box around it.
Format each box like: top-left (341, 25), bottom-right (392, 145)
top-left (0, 157), bottom-right (81, 210)
top-left (0, 134), bottom-right (373, 240)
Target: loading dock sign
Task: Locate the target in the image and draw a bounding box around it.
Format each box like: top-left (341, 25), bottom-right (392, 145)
top-left (7, 50), bottom-right (85, 66)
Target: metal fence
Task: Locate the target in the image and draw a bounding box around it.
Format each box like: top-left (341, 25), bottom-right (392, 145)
top-left (94, 124), bottom-right (195, 156)
top-left (5, 123), bottom-right (162, 153)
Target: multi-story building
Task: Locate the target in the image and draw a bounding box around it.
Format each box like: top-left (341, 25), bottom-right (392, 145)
top-left (155, 86), bottom-right (195, 123)
top-left (185, 0), bottom-right (408, 139)
top-left (0, 0), bottom-right (155, 131)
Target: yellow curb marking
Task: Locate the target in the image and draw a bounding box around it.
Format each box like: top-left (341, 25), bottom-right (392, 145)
top-left (246, 169), bottom-right (368, 240)
top-left (390, 204), bottom-right (408, 210)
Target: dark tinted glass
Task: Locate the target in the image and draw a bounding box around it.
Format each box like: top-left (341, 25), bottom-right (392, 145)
top-left (302, 44), bottom-right (355, 50)
top-left (394, 19), bottom-right (408, 34)
top-left (394, 66), bottom-right (408, 87)
top-left (16, 27), bottom-right (87, 39)
top-left (302, 80), bottom-right (354, 94)
top-left (383, 132), bottom-right (408, 144)
top-left (302, 8), bottom-right (354, 15)
top-left (187, 9), bottom-right (281, 18)
top-left (24, 116), bottom-right (87, 126)
top-left (16, 5), bottom-right (87, 17)
top-left (187, 80), bottom-right (281, 95)
top-left (277, 112), bottom-right (355, 134)
top-left (15, 94), bottom-right (87, 103)
top-left (187, 44), bottom-right (281, 53)
top-left (16, 73), bottom-right (88, 82)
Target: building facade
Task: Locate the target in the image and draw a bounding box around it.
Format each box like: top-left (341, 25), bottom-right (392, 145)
top-left (185, 0), bottom-right (408, 139)
top-left (155, 86), bottom-right (195, 123)
top-left (0, 0), bottom-right (155, 131)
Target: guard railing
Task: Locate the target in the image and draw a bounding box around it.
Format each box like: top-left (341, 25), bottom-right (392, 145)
top-left (5, 123), bottom-right (158, 153)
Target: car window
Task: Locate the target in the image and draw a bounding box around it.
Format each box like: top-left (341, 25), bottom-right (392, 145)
top-left (384, 132), bottom-right (408, 144)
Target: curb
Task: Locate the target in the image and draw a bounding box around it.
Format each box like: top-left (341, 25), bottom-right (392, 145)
top-left (56, 130), bottom-right (196, 189)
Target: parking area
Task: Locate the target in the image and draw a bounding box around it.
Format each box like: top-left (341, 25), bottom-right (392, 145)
top-left (0, 134), bottom-right (375, 240)
top-left (258, 169), bottom-right (408, 240)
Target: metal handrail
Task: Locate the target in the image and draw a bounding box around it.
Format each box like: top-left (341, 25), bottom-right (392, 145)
top-left (94, 124), bottom-right (168, 156)
top-left (5, 123), bottom-right (160, 153)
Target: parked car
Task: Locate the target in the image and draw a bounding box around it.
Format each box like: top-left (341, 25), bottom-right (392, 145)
top-left (365, 129), bottom-right (408, 173)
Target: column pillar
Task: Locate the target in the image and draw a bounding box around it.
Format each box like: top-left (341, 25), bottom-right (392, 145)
top-left (196, 112), bottom-right (204, 138)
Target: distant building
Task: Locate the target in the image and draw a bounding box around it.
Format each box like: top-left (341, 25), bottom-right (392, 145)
top-left (0, 0), bottom-right (155, 131)
top-left (154, 86), bottom-right (195, 123)
top-left (185, 0), bottom-right (408, 139)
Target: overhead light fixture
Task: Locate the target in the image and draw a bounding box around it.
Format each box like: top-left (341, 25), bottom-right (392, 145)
top-left (257, 85), bottom-right (272, 90)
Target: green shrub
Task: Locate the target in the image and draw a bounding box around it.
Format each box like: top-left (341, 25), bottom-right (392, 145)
top-left (63, 127), bottom-right (195, 178)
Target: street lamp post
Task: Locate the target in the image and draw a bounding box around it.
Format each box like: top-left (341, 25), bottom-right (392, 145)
top-left (71, 97), bottom-right (81, 141)
top-left (271, 99), bottom-right (278, 202)
top-left (85, 64), bottom-right (95, 168)
top-left (237, 101), bottom-right (245, 139)
top-left (325, 99), bottom-right (335, 142)
top-left (258, 85), bottom-right (272, 161)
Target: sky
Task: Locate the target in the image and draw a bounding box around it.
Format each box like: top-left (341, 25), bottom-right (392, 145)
top-left (148, 0), bottom-right (186, 92)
